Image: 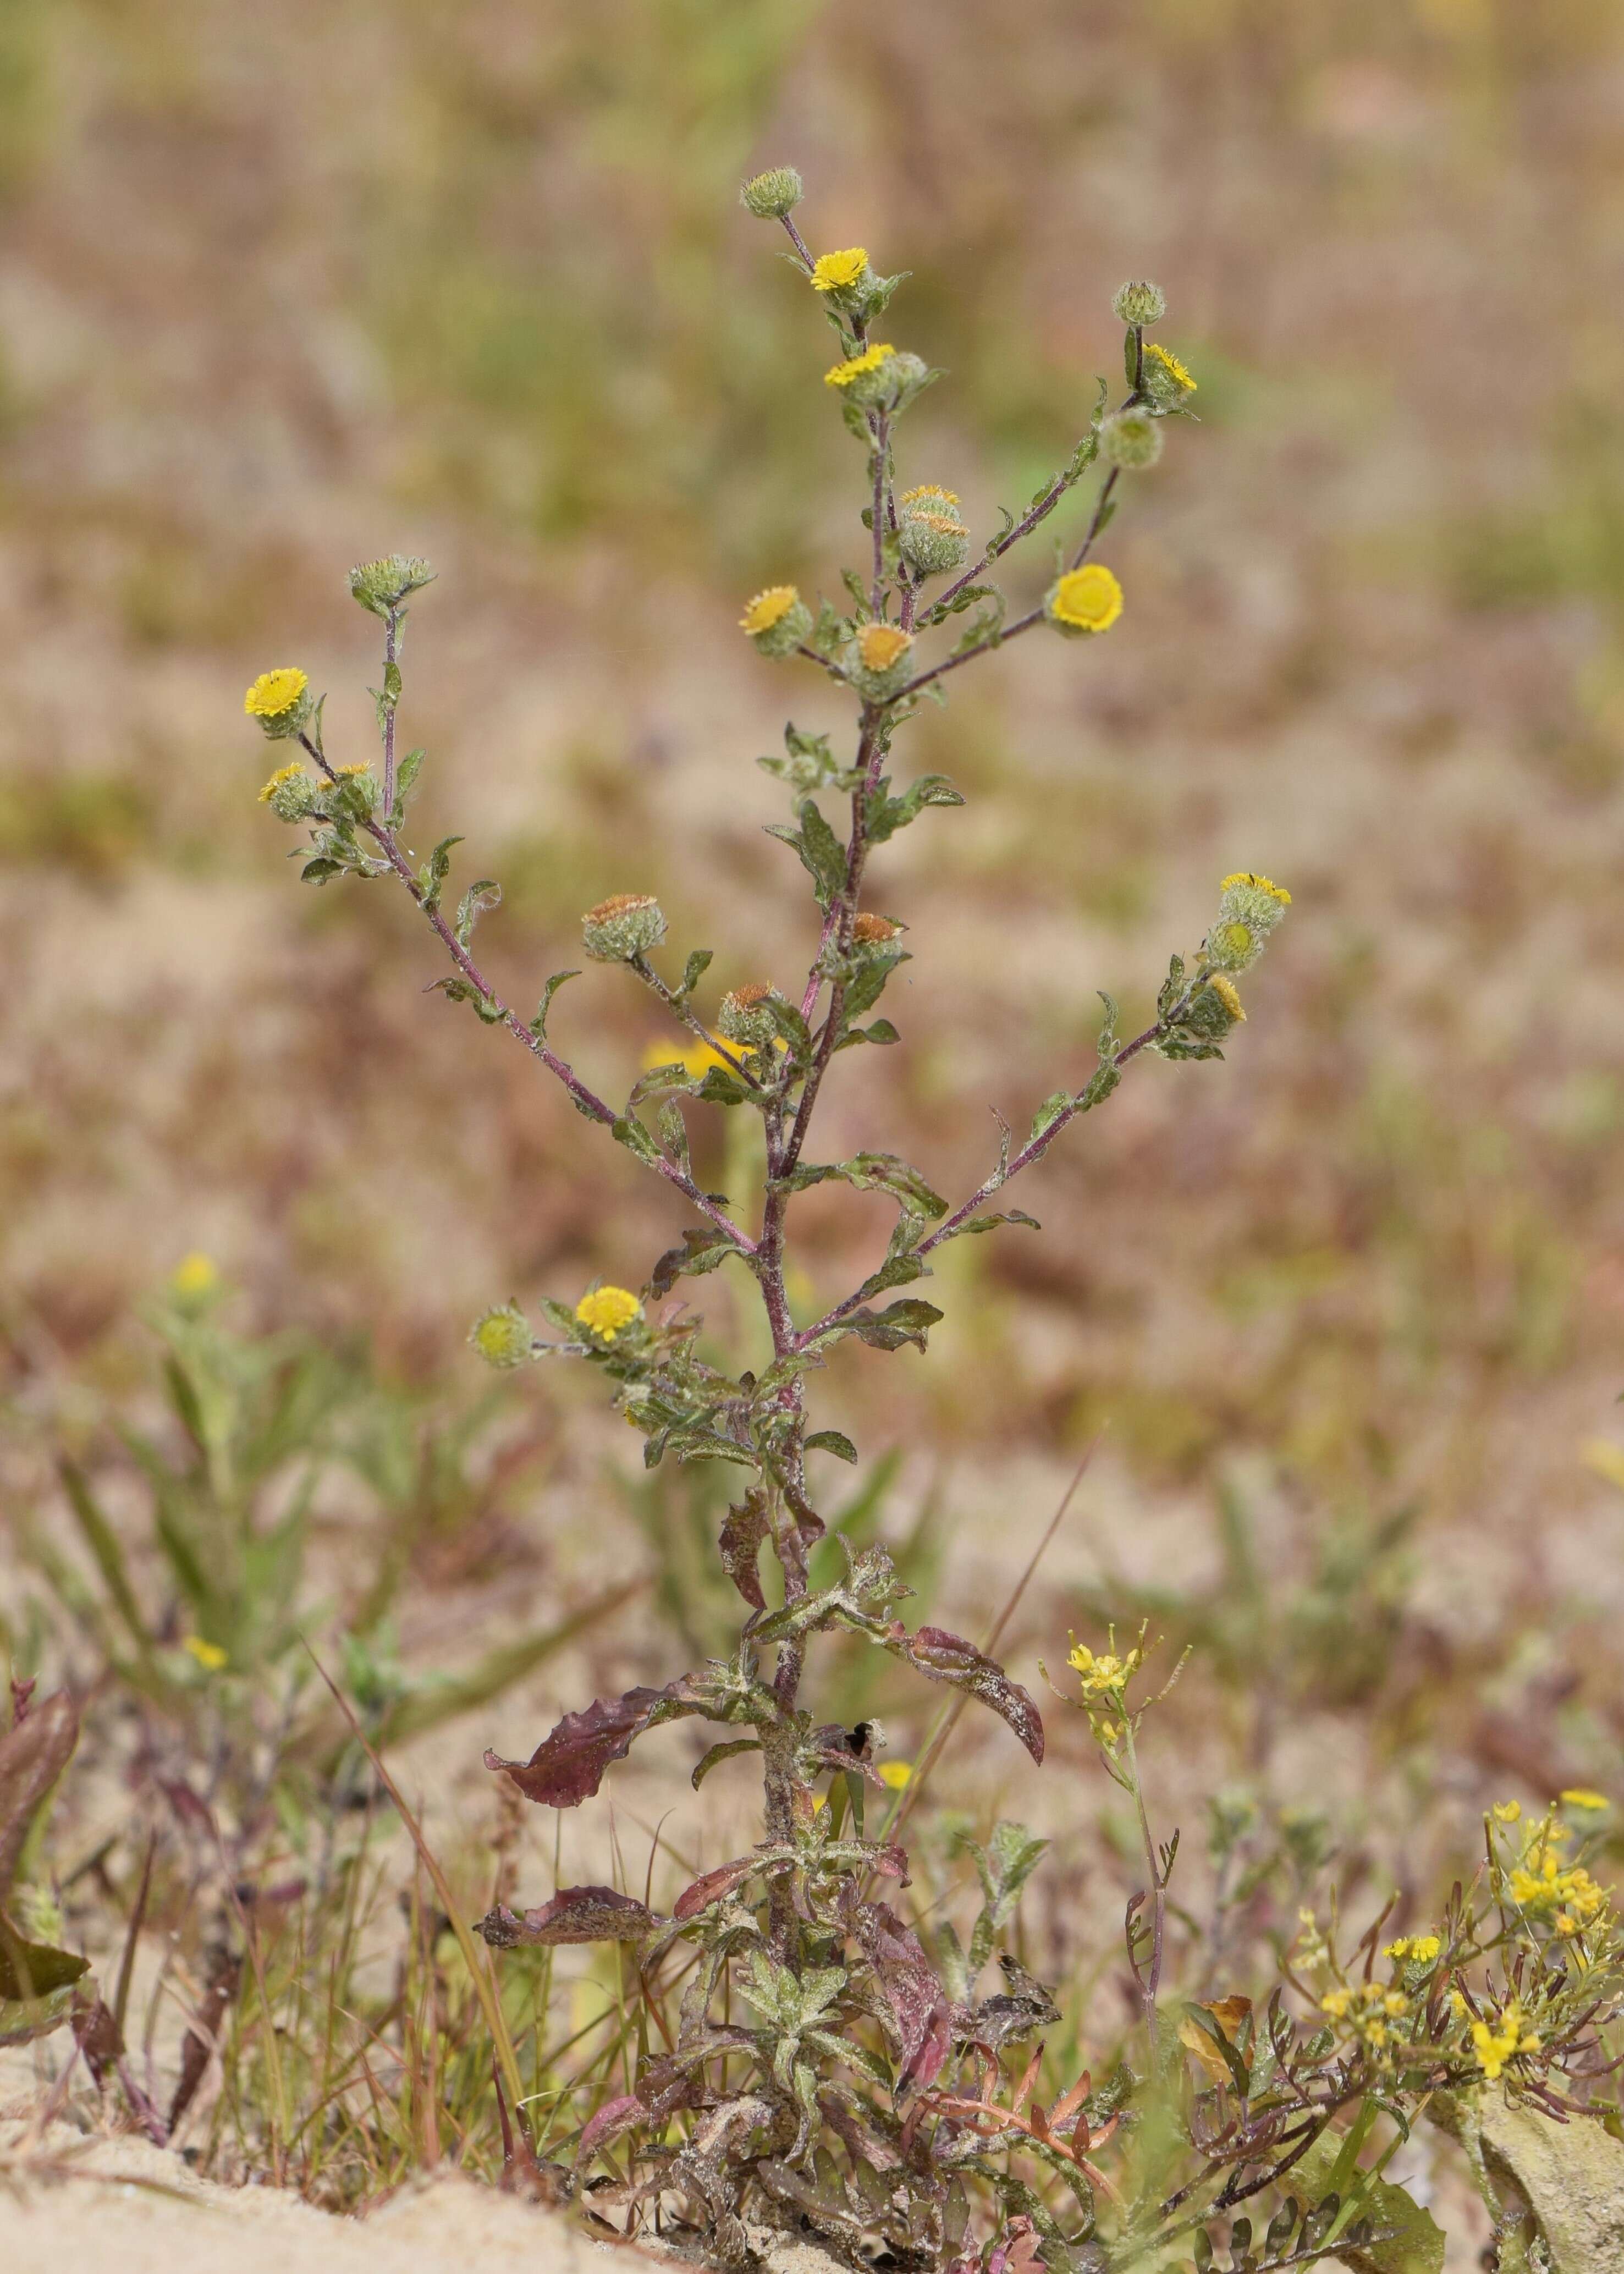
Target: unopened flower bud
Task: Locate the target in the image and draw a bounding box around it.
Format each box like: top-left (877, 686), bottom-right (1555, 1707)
top-left (582, 892), bottom-right (668, 963)
top-left (348, 554), bottom-right (437, 618)
top-left (1100, 408), bottom-right (1164, 471)
top-left (739, 583), bottom-right (812, 658)
top-left (1183, 975), bottom-right (1246, 1040)
top-left (1206, 872), bottom-right (1291, 972)
top-left (740, 166), bottom-right (803, 220)
top-left (718, 981), bottom-right (784, 1049)
top-left (469, 1301), bottom-right (533, 1369)
top-left (1113, 279), bottom-right (1166, 327)
top-left (258, 762), bottom-right (318, 822)
top-left (898, 486), bottom-right (970, 575)
top-left (1141, 343), bottom-right (1197, 408)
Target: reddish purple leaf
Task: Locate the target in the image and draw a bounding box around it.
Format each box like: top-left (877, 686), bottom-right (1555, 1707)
top-left (855, 1900), bottom-right (953, 2093)
top-left (673, 1848), bottom-right (796, 1920)
top-left (577, 2091), bottom-right (646, 2161)
top-left (478, 1885), bottom-right (664, 1947)
top-left (485, 1673), bottom-right (709, 1808)
top-left (0, 1689), bottom-right (77, 1903)
top-left (718, 1490), bottom-right (771, 1613)
top-left (887, 1624), bottom-right (1044, 1764)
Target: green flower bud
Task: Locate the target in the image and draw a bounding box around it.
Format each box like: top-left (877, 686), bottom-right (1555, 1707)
top-left (718, 981), bottom-right (784, 1048)
top-left (329, 762), bottom-right (380, 817)
top-left (582, 892), bottom-right (668, 963)
top-left (1113, 279), bottom-right (1166, 327)
top-left (740, 166), bottom-right (803, 220)
top-left (1100, 408), bottom-right (1164, 471)
top-left (470, 1301), bottom-right (533, 1369)
top-left (1182, 974), bottom-right (1246, 1040)
top-left (349, 555), bottom-right (437, 618)
top-left (258, 762), bottom-right (320, 822)
top-left (1140, 343), bottom-right (1197, 409)
top-left (898, 489), bottom-right (970, 576)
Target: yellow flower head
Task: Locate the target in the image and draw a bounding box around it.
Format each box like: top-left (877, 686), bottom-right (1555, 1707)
top-left (1047, 564), bottom-right (1124, 635)
top-left (169, 1251), bottom-right (219, 1300)
top-left (878, 1760), bottom-right (913, 1790)
top-left (643, 1036), bottom-right (732, 1081)
top-left (1207, 974), bottom-right (1246, 1022)
top-left (1219, 872), bottom-right (1291, 906)
top-left (825, 343), bottom-right (895, 389)
top-left (1561, 1789), bottom-right (1610, 1813)
top-left (855, 623), bottom-right (913, 674)
top-left (183, 1634), bottom-right (228, 1672)
top-left (244, 667), bottom-right (308, 719)
top-left (740, 585), bottom-right (800, 636)
top-left (900, 484), bottom-right (962, 511)
top-left (258, 763), bottom-right (306, 803)
top-left (811, 247), bottom-right (868, 294)
top-left (575, 1285), bottom-right (643, 1343)
top-left (1143, 343), bottom-right (1197, 395)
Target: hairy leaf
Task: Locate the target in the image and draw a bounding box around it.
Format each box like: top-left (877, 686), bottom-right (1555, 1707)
top-left (853, 1901), bottom-right (953, 2093)
top-left (718, 1489), bottom-right (772, 1612)
top-left (648, 1227), bottom-right (740, 1299)
top-left (883, 1625), bottom-right (1044, 1762)
top-left (476, 1885), bottom-right (665, 1948)
top-left (485, 1673), bottom-right (711, 1807)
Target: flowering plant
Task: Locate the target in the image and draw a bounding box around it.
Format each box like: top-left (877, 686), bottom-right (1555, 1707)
top-left (238, 167), bottom-right (1621, 2270)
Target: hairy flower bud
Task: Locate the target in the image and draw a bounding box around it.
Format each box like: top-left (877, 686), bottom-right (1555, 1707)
top-left (898, 486), bottom-right (970, 576)
top-left (582, 892), bottom-right (668, 963)
top-left (257, 762), bottom-right (318, 822)
top-left (1044, 564), bottom-right (1124, 638)
top-left (846, 621), bottom-right (916, 700)
top-left (851, 912), bottom-right (902, 946)
top-left (1113, 279), bottom-right (1166, 327)
top-left (1100, 408), bottom-right (1164, 471)
top-left (718, 981), bottom-right (784, 1049)
top-left (1205, 873), bottom-right (1291, 972)
top-left (740, 166), bottom-right (803, 219)
top-left (469, 1301), bottom-right (534, 1369)
top-left (348, 555), bottom-right (437, 618)
top-left (1183, 975), bottom-right (1247, 1040)
top-left (740, 584), bottom-right (812, 658)
top-left (1141, 343), bottom-right (1197, 409)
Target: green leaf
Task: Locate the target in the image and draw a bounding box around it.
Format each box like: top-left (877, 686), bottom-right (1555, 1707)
top-left (834, 1017), bottom-right (899, 1052)
top-left (454, 877), bottom-right (500, 949)
top-left (420, 834), bottom-right (463, 917)
top-left (944, 1210), bottom-right (1039, 1240)
top-left (647, 1228), bottom-right (740, 1299)
top-left (675, 948), bottom-right (713, 1004)
top-left (805, 1430), bottom-right (858, 1464)
top-left (657, 1100), bottom-right (690, 1174)
top-left (1029, 1090), bottom-right (1072, 1144)
top-left (612, 1114), bottom-right (662, 1168)
top-left (388, 746), bottom-right (425, 827)
top-left (867, 774), bottom-right (965, 845)
top-left (529, 968), bottom-right (580, 1043)
top-left (796, 798), bottom-right (849, 911)
top-left (1292, 2130), bottom-right (1445, 2274)
top-left (300, 856), bottom-right (343, 886)
top-left (843, 1151), bottom-right (948, 1219)
top-left (847, 1297), bottom-right (944, 1353)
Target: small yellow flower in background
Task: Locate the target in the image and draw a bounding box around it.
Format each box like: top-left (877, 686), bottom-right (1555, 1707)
top-left (1207, 974), bottom-right (1246, 1022)
top-left (244, 667), bottom-right (308, 719)
top-left (1582, 1439), bottom-right (1624, 1492)
top-left (1493, 1800), bottom-right (1522, 1824)
top-left (1047, 564), bottom-right (1124, 635)
top-left (183, 1635), bottom-right (228, 1672)
top-left (811, 247), bottom-right (868, 293)
top-left (1143, 342), bottom-right (1197, 396)
top-left (575, 1285), bottom-right (643, 1343)
top-left (855, 623), bottom-right (912, 674)
top-left (642, 1036), bottom-right (732, 1081)
top-left (258, 763), bottom-right (305, 803)
top-left (825, 343), bottom-right (895, 389)
top-left (878, 1760), bottom-right (913, 1790)
top-left (169, 1251), bottom-right (218, 1301)
top-left (1220, 872), bottom-right (1291, 906)
top-left (1320, 1987), bottom-right (1352, 2019)
top-left (740, 586), bottom-right (801, 636)
top-left (1561, 1788), bottom-right (1610, 1813)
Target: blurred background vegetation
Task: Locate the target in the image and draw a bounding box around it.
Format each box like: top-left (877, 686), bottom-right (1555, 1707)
top-left (4, 0), bottom-right (1624, 2200)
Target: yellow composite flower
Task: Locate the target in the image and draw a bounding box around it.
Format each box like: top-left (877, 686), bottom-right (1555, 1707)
top-left (824, 343), bottom-right (895, 389)
top-left (900, 484), bottom-right (961, 508)
top-left (1048, 564), bottom-right (1124, 634)
top-left (244, 667), bottom-right (308, 718)
top-left (169, 1251), bottom-right (219, 1300)
top-left (740, 585), bottom-right (800, 636)
top-left (575, 1285), bottom-right (643, 1342)
top-left (1220, 872), bottom-right (1291, 905)
top-left (1207, 974), bottom-right (1246, 1021)
top-left (1143, 342), bottom-right (1197, 394)
top-left (855, 623), bottom-right (912, 674)
top-left (810, 246), bottom-right (868, 294)
top-left (258, 763), bottom-right (306, 802)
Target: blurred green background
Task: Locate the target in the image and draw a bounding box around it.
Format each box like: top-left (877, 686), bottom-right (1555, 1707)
top-left (5, 0), bottom-right (1624, 1838)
